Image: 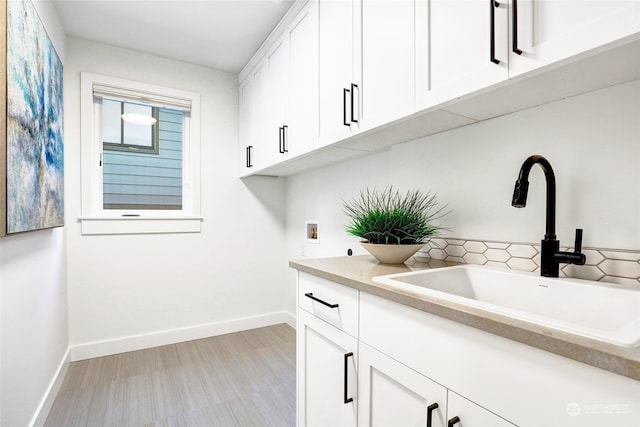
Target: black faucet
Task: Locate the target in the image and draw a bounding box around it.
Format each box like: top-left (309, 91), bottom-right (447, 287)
top-left (511, 155), bottom-right (586, 277)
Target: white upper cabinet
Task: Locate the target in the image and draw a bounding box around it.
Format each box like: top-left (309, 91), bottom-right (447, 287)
top-left (288, 0), bottom-right (319, 157)
top-left (509, 0), bottom-right (640, 77)
top-left (252, 61), bottom-right (271, 169)
top-left (240, 0), bottom-right (640, 177)
top-left (318, 0), bottom-right (362, 148)
top-left (237, 39), bottom-right (287, 175)
top-left (251, 0), bottom-right (318, 168)
top-left (239, 75), bottom-right (254, 171)
top-left (319, 0), bottom-right (416, 143)
top-left (239, 60), bottom-right (272, 171)
top-left (415, 0), bottom-right (509, 111)
top-left (360, 0), bottom-right (416, 131)
top-left (266, 36), bottom-right (290, 166)
top-left (416, 0), bottom-right (640, 111)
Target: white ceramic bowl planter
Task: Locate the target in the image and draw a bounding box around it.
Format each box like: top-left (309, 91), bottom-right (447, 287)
top-left (360, 242), bottom-right (427, 264)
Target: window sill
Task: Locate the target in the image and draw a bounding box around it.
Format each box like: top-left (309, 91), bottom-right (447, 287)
top-left (79, 216), bottom-right (203, 235)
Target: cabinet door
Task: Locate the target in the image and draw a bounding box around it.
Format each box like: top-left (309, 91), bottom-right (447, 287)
top-left (361, 0), bottom-right (415, 130)
top-left (238, 76), bottom-right (254, 173)
top-left (447, 391), bottom-right (516, 427)
top-left (287, 0), bottom-right (318, 158)
top-left (415, 0), bottom-right (509, 110)
top-left (252, 61), bottom-right (270, 170)
top-left (266, 36), bottom-right (290, 166)
top-left (509, 0), bottom-right (640, 77)
top-left (297, 310), bottom-right (358, 427)
top-left (359, 342), bottom-right (447, 427)
top-left (318, 0), bottom-right (361, 148)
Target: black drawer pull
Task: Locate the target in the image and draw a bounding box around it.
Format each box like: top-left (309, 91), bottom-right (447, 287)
top-left (448, 416), bottom-right (460, 427)
top-left (246, 145), bottom-right (253, 168)
top-left (512, 0), bottom-right (523, 54)
top-left (281, 125), bottom-right (288, 153)
top-left (304, 292), bottom-right (339, 309)
top-left (490, 0), bottom-right (500, 64)
top-left (350, 83), bottom-right (359, 123)
top-left (427, 402), bottom-right (439, 427)
top-left (344, 352), bottom-right (354, 404)
top-left (343, 88), bottom-right (350, 127)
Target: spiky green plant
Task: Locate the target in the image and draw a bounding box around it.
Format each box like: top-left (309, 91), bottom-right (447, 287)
top-left (343, 186), bottom-right (449, 245)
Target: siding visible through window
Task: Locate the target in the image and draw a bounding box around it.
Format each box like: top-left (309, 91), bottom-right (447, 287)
top-left (103, 109), bottom-right (184, 210)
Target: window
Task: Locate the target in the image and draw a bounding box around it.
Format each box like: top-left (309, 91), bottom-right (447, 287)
top-left (101, 100), bottom-right (181, 211)
top-left (102, 99), bottom-right (160, 154)
top-left (80, 73), bottom-right (202, 235)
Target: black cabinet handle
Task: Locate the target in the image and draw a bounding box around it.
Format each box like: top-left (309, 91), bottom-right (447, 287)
top-left (246, 145), bottom-right (253, 168)
top-left (343, 88), bottom-right (350, 127)
top-left (490, 0), bottom-right (500, 64)
top-left (427, 403), bottom-right (439, 427)
top-left (344, 352), bottom-right (354, 404)
top-left (304, 292), bottom-right (339, 308)
top-left (512, 0), bottom-right (523, 54)
top-left (350, 83), bottom-right (359, 123)
top-left (281, 125), bottom-right (288, 153)
top-left (278, 125), bottom-right (289, 154)
top-left (447, 416), bottom-right (460, 427)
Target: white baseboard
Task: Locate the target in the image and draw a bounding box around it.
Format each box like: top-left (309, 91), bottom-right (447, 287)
top-left (70, 310), bottom-right (296, 361)
top-left (283, 310), bottom-right (296, 329)
top-left (30, 348), bottom-right (71, 427)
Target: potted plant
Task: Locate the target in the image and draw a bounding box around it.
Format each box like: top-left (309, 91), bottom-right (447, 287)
top-left (343, 186), bottom-right (449, 264)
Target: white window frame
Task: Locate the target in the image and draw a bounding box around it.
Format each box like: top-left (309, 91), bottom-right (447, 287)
top-left (80, 72), bottom-right (202, 235)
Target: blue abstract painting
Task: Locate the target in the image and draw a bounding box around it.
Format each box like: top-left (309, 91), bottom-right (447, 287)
top-left (6, 0), bottom-right (64, 234)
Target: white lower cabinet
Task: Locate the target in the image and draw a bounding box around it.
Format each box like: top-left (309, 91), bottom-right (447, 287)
top-left (358, 342), bottom-right (447, 427)
top-left (297, 309), bottom-right (358, 427)
top-left (359, 291), bottom-right (640, 427)
top-left (296, 272), bottom-right (640, 427)
top-left (358, 341), bottom-right (515, 427)
top-left (447, 391), bottom-right (515, 427)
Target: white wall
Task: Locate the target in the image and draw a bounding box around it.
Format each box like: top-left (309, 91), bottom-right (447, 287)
top-left (286, 79), bottom-right (640, 312)
top-left (64, 38), bottom-right (288, 358)
top-left (0, 2), bottom-right (69, 426)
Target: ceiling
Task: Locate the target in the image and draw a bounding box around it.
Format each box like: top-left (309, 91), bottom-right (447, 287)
top-left (51, 0), bottom-right (295, 73)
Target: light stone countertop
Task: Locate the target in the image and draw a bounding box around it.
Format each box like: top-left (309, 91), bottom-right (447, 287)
top-left (289, 255), bottom-right (640, 382)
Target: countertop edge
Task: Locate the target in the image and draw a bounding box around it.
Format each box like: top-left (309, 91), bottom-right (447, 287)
top-left (289, 256), bottom-right (640, 382)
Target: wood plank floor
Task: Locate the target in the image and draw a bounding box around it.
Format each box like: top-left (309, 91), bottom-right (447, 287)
top-left (45, 324), bottom-right (296, 427)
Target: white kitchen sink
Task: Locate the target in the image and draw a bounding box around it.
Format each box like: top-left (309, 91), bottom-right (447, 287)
top-left (373, 265), bottom-right (640, 347)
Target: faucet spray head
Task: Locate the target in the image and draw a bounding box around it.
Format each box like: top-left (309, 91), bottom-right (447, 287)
top-left (512, 179), bottom-right (529, 208)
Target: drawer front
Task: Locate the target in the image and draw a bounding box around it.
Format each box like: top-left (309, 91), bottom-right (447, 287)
top-left (298, 272), bottom-right (359, 337)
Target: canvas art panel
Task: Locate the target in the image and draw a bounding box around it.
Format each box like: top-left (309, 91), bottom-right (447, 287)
top-left (0, 2), bottom-right (5, 237)
top-left (3, 0), bottom-right (64, 235)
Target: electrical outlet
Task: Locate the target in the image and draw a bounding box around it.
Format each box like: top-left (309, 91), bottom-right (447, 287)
top-left (301, 245), bottom-right (305, 257)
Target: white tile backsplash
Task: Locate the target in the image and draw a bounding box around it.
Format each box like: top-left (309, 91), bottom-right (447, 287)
top-left (463, 241), bottom-right (487, 254)
top-left (484, 248), bottom-right (511, 262)
top-left (506, 257), bottom-right (537, 272)
top-left (410, 238), bottom-right (640, 287)
top-left (599, 259), bottom-right (640, 278)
